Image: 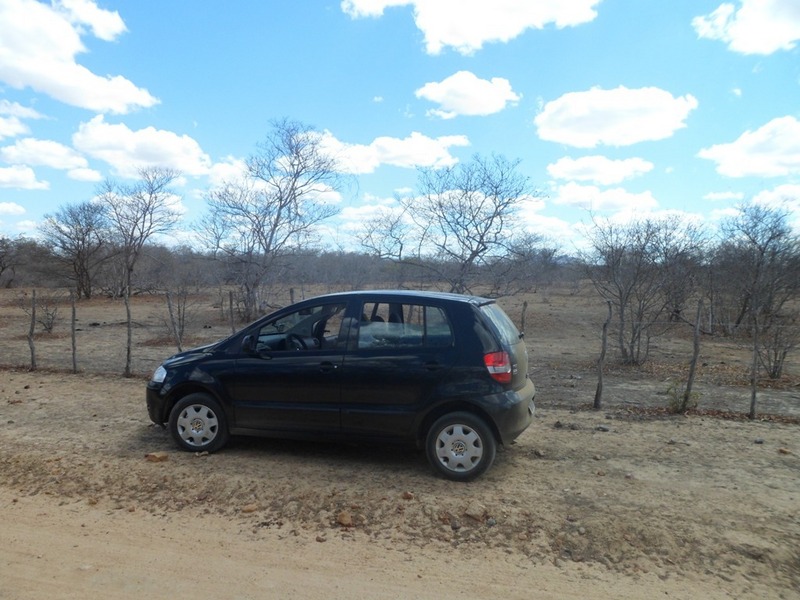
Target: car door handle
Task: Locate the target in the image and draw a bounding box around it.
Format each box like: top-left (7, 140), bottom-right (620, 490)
top-left (319, 361), bottom-right (339, 373)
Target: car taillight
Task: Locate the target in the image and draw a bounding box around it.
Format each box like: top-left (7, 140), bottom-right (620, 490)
top-left (484, 351), bottom-right (512, 384)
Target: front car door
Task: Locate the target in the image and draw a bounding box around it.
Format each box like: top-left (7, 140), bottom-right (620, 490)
top-left (226, 301), bottom-right (350, 434)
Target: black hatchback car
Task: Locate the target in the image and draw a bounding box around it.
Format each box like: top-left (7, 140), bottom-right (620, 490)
top-left (146, 290), bottom-right (535, 480)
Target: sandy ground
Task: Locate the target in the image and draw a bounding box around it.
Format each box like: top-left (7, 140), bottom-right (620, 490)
top-left (0, 288), bottom-right (798, 599)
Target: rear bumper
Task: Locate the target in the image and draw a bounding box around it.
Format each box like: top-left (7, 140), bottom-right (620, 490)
top-left (492, 377), bottom-right (536, 445)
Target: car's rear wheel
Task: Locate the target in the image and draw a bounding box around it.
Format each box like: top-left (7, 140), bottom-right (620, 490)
top-left (168, 393), bottom-right (229, 453)
top-left (425, 412), bottom-right (496, 481)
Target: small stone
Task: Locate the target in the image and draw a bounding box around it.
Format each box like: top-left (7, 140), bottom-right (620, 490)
top-left (241, 503), bottom-right (259, 514)
top-left (316, 535), bottom-right (327, 543)
top-left (144, 451), bottom-right (168, 462)
top-left (778, 448), bottom-right (791, 455)
top-left (464, 502), bottom-right (486, 522)
top-left (402, 491), bottom-right (414, 500)
top-left (754, 438), bottom-right (765, 444)
top-left (595, 425), bottom-right (610, 432)
top-left (596, 470), bottom-right (606, 476)
top-left (337, 511), bottom-right (353, 527)
top-left (450, 518), bottom-right (462, 531)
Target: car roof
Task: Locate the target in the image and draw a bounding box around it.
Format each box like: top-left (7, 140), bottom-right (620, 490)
top-left (308, 289), bottom-right (493, 306)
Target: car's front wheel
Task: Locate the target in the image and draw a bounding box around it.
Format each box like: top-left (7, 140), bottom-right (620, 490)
top-left (425, 412), bottom-right (496, 481)
top-left (168, 393), bottom-right (229, 453)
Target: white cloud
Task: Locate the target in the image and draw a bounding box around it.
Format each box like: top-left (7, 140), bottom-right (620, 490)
top-left (753, 184), bottom-right (800, 231)
top-left (0, 100), bottom-right (43, 120)
top-left (547, 155), bottom-right (654, 185)
top-left (521, 213), bottom-right (578, 247)
top-left (68, 167), bottom-right (102, 181)
top-left (0, 101), bottom-right (43, 141)
top-left (698, 116), bottom-right (800, 178)
top-left (72, 115), bottom-right (212, 178)
top-left (0, 0), bottom-right (157, 114)
top-left (0, 165), bottom-right (48, 189)
top-left (341, 0), bottom-right (601, 55)
top-left (0, 116), bottom-right (29, 141)
top-left (56, 0), bottom-right (127, 41)
top-left (552, 182), bottom-right (659, 212)
top-left (703, 191), bottom-right (745, 201)
top-left (535, 86), bottom-right (698, 148)
top-left (415, 71), bottom-right (520, 119)
top-left (0, 137), bottom-right (88, 170)
top-left (207, 156), bottom-right (249, 188)
top-left (693, 0), bottom-right (800, 55)
top-left (320, 130), bottom-right (470, 174)
top-left (0, 201), bottom-right (26, 215)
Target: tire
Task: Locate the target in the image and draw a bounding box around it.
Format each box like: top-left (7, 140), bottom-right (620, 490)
top-left (168, 393), bottom-right (229, 453)
top-left (425, 412), bottom-right (496, 481)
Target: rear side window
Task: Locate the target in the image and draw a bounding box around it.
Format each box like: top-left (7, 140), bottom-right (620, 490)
top-left (480, 303), bottom-right (521, 346)
top-left (357, 302), bottom-right (454, 349)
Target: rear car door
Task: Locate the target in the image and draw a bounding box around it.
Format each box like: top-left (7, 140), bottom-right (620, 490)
top-left (339, 299), bottom-right (457, 439)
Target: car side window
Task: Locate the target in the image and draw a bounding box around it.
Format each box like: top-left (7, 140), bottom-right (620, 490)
top-left (357, 302), bottom-right (453, 350)
top-left (256, 303), bottom-right (347, 351)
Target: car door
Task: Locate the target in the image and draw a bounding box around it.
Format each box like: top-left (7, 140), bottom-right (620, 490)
top-left (339, 300), bottom-right (457, 439)
top-left (226, 301), bottom-right (349, 434)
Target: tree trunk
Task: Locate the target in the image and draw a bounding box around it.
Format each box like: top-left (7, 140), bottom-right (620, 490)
top-left (520, 300), bottom-right (528, 335)
top-left (749, 313), bottom-right (759, 419)
top-left (229, 290), bottom-right (236, 334)
top-left (594, 301), bottom-right (612, 409)
top-left (71, 290), bottom-right (78, 373)
top-left (124, 287), bottom-right (132, 377)
top-left (682, 299), bottom-right (702, 412)
top-left (166, 292), bottom-right (183, 352)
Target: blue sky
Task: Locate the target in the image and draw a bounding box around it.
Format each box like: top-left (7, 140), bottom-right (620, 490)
top-left (0, 0), bottom-right (799, 250)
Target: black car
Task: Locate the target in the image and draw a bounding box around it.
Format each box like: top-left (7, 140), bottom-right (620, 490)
top-left (146, 290), bottom-right (535, 480)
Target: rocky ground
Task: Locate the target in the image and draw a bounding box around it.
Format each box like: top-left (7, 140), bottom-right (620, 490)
top-left (0, 288), bottom-right (798, 598)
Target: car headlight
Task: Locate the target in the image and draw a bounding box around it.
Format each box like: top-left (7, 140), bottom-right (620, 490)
top-left (151, 365), bottom-right (167, 383)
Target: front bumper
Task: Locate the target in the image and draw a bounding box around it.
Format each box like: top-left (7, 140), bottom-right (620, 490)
top-left (146, 383), bottom-right (168, 424)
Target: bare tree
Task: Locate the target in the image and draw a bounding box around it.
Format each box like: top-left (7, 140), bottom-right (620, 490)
top-left (359, 154), bottom-right (542, 295)
top-left (717, 203), bottom-right (800, 416)
top-left (39, 201), bottom-right (111, 299)
top-left (199, 118), bottom-right (341, 321)
top-left (0, 236), bottom-right (16, 288)
top-left (98, 167), bottom-right (181, 376)
top-left (582, 215), bottom-right (705, 365)
top-left (758, 312), bottom-right (800, 379)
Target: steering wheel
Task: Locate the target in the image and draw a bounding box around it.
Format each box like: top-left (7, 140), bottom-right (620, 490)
top-left (286, 333), bottom-right (307, 351)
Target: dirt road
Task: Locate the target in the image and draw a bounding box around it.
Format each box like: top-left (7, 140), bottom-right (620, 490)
top-left (1, 370), bottom-right (797, 599)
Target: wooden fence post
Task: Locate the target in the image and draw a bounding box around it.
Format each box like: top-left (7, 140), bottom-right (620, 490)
top-left (27, 290), bottom-right (37, 371)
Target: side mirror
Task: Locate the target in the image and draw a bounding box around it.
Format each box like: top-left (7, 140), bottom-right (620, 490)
top-left (241, 334), bottom-right (255, 353)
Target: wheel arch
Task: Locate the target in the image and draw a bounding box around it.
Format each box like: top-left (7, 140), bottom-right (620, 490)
top-left (160, 383), bottom-right (227, 423)
top-left (417, 401), bottom-right (501, 447)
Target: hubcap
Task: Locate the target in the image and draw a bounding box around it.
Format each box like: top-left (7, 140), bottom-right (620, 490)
top-left (177, 404), bottom-right (219, 447)
top-left (435, 424), bottom-right (483, 472)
